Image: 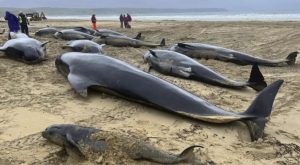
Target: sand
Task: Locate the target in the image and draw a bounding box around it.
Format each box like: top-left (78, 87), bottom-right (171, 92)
top-left (0, 20), bottom-right (299, 164)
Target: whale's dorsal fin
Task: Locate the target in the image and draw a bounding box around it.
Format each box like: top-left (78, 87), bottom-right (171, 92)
top-left (171, 66), bottom-right (192, 78)
top-left (177, 43), bottom-right (195, 49)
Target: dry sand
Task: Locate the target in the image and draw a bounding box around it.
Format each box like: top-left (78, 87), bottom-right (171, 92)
top-left (0, 20), bottom-right (299, 164)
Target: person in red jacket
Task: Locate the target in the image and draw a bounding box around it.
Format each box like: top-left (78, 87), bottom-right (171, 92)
top-left (91, 14), bottom-right (97, 30)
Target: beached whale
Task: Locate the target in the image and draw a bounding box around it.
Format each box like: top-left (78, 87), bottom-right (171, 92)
top-left (54, 29), bottom-right (94, 40)
top-left (92, 34), bottom-right (164, 48)
top-left (42, 124), bottom-right (203, 164)
top-left (170, 43), bottom-right (298, 66)
top-left (72, 27), bottom-right (96, 35)
top-left (144, 50), bottom-right (267, 91)
top-left (62, 40), bottom-right (105, 53)
top-left (95, 29), bottom-right (142, 40)
top-left (0, 38), bottom-right (49, 64)
top-left (35, 27), bottom-right (59, 37)
top-left (55, 52), bottom-right (283, 141)
top-left (73, 27), bottom-right (142, 40)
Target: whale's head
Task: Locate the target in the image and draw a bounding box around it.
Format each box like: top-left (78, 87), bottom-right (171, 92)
top-left (144, 50), bottom-right (160, 64)
top-left (42, 124), bottom-right (99, 147)
top-left (55, 55), bottom-right (70, 77)
top-left (143, 50), bottom-right (152, 63)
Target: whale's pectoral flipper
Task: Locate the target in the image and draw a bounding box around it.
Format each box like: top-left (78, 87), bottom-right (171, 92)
top-left (65, 133), bottom-right (86, 158)
top-left (99, 44), bottom-right (106, 49)
top-left (68, 73), bottom-right (99, 97)
top-left (171, 66), bottom-right (192, 78)
top-left (41, 41), bottom-right (50, 47)
top-left (241, 80), bottom-right (284, 141)
top-left (216, 53), bottom-right (235, 61)
top-left (286, 51), bottom-right (298, 65)
top-left (247, 65), bottom-right (267, 91)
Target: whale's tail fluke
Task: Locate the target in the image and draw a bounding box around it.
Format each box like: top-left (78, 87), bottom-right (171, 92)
top-left (247, 65), bottom-right (267, 91)
top-left (176, 145), bottom-right (203, 164)
top-left (286, 51), bottom-right (298, 65)
top-left (242, 80), bottom-right (284, 141)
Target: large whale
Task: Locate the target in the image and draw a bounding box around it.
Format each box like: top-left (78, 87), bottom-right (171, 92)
top-left (170, 43), bottom-right (298, 66)
top-left (42, 124), bottom-right (203, 164)
top-left (0, 38), bottom-right (49, 64)
top-left (54, 29), bottom-right (94, 40)
top-left (55, 52), bottom-right (283, 141)
top-left (144, 50), bottom-right (267, 91)
top-left (92, 34), bottom-right (164, 48)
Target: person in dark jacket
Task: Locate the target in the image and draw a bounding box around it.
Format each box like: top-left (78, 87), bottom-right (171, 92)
top-left (119, 14), bottom-right (124, 28)
top-left (4, 11), bottom-right (19, 39)
top-left (91, 14), bottom-right (97, 30)
top-left (18, 12), bottom-right (29, 35)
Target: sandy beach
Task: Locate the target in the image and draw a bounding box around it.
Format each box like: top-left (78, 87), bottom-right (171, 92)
top-left (0, 20), bottom-right (299, 164)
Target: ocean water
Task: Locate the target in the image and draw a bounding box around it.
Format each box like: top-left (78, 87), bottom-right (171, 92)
top-left (47, 12), bottom-right (300, 21)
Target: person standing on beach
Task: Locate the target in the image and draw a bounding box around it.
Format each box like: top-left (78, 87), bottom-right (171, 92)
top-left (4, 11), bottom-right (19, 39)
top-left (119, 14), bottom-right (124, 28)
top-left (124, 13), bottom-right (132, 29)
top-left (18, 12), bottom-right (29, 35)
top-left (124, 15), bottom-right (132, 29)
top-left (127, 13), bottom-right (132, 22)
top-left (91, 14), bottom-right (97, 30)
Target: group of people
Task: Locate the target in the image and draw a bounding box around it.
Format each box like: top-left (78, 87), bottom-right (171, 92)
top-left (4, 11), bottom-right (29, 38)
top-left (119, 14), bottom-right (132, 29)
top-left (90, 13), bottom-right (133, 30)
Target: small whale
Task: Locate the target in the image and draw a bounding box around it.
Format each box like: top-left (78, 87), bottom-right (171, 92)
top-left (170, 43), bottom-right (298, 66)
top-left (42, 124), bottom-right (204, 164)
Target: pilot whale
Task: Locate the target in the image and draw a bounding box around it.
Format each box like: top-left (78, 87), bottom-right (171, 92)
top-left (170, 43), bottom-right (298, 66)
top-left (55, 52), bottom-right (283, 141)
top-left (144, 50), bottom-right (267, 91)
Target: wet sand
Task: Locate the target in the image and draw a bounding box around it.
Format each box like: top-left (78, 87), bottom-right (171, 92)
top-left (0, 20), bottom-right (299, 164)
